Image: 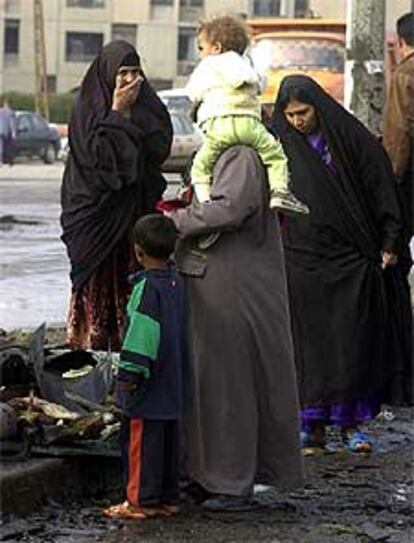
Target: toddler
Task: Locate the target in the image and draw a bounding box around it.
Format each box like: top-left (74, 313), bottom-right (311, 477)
top-left (186, 15), bottom-right (309, 215)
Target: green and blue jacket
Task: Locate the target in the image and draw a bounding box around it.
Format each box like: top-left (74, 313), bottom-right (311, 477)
top-left (115, 267), bottom-right (186, 419)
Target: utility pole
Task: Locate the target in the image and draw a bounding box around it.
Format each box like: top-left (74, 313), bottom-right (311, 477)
top-left (344, 0), bottom-right (386, 137)
top-left (33, 0), bottom-right (49, 120)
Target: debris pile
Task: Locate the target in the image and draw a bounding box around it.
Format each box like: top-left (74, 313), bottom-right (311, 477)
top-left (0, 324), bottom-right (120, 457)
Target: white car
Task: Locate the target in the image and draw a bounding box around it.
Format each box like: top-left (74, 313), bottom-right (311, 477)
top-left (158, 88), bottom-right (192, 116)
top-left (162, 113), bottom-right (203, 174)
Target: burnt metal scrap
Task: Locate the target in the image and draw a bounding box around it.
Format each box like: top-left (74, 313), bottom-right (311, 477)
top-left (0, 324), bottom-right (120, 457)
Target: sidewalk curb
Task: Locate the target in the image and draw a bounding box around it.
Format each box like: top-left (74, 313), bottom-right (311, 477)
top-left (0, 456), bottom-right (121, 519)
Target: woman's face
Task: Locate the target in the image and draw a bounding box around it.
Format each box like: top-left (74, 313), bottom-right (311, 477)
top-left (115, 65), bottom-right (141, 88)
top-left (283, 100), bottom-right (318, 135)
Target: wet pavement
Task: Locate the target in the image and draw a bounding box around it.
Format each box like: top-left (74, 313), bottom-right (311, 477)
top-left (0, 164), bottom-right (181, 331)
top-left (0, 407), bottom-right (412, 542)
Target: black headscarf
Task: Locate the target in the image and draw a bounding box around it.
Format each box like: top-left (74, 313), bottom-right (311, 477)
top-left (61, 41), bottom-right (172, 289)
top-left (269, 75), bottom-right (412, 407)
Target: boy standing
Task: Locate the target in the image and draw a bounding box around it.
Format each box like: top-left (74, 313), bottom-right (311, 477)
top-left (104, 214), bottom-right (185, 520)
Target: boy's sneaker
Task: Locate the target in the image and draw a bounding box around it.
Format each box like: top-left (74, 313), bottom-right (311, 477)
top-left (270, 190), bottom-right (310, 216)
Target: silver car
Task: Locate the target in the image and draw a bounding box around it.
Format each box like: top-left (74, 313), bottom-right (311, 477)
top-left (162, 113), bottom-right (203, 174)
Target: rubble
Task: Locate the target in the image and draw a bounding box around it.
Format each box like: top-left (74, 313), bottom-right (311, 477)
top-left (0, 324), bottom-right (120, 458)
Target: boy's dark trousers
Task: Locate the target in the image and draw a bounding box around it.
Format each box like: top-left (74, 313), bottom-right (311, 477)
top-left (120, 416), bottom-right (180, 507)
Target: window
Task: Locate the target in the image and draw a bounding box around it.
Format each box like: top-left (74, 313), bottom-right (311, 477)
top-left (295, 0), bottom-right (309, 16)
top-left (67, 0), bottom-right (105, 7)
top-left (17, 115), bottom-right (31, 133)
top-left (178, 27), bottom-right (196, 61)
top-left (32, 114), bottom-right (48, 131)
top-left (180, 0), bottom-right (203, 6)
top-left (111, 24), bottom-right (137, 45)
top-left (4, 19), bottom-right (19, 55)
top-left (151, 0), bottom-right (173, 5)
top-left (172, 114), bottom-right (194, 135)
top-left (253, 0), bottom-right (281, 16)
top-left (66, 32), bottom-right (103, 62)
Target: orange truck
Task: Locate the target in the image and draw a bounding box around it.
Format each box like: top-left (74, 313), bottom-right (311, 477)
top-left (248, 18), bottom-right (398, 109)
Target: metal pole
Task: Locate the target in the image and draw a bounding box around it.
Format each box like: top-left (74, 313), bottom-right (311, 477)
top-left (33, 0), bottom-right (49, 120)
top-left (344, 0), bottom-right (386, 136)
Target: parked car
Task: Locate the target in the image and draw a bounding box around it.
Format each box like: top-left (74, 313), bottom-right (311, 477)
top-left (162, 113), bottom-right (203, 174)
top-left (158, 88), bottom-right (192, 117)
top-left (14, 111), bottom-right (60, 164)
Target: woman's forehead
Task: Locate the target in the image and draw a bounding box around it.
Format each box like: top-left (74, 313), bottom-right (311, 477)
top-left (284, 100), bottom-right (313, 113)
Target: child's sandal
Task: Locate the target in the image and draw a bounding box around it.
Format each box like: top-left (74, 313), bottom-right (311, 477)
top-left (103, 501), bottom-right (152, 520)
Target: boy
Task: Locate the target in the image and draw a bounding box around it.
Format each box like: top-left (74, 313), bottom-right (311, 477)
top-left (186, 15), bottom-right (309, 215)
top-left (103, 214), bottom-right (185, 520)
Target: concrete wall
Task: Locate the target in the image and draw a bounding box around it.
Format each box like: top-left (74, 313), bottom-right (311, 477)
top-left (138, 23), bottom-right (177, 81)
top-left (206, 0), bottom-right (248, 17)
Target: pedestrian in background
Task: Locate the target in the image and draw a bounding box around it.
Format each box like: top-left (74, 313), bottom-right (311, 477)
top-left (61, 41), bottom-right (172, 351)
top-left (383, 12), bottom-right (414, 244)
top-left (104, 214), bottom-right (185, 520)
top-left (0, 99), bottom-right (16, 166)
top-left (270, 75), bottom-right (412, 453)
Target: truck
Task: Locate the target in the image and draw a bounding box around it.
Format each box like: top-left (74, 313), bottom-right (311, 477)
top-left (248, 18), bottom-right (398, 112)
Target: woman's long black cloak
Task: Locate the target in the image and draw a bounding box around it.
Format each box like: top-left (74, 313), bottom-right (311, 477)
top-left (270, 75), bottom-right (412, 407)
top-left (61, 41), bottom-right (172, 290)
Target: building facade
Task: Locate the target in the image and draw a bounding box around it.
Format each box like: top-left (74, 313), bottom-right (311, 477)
top-left (0, 0), bottom-right (411, 95)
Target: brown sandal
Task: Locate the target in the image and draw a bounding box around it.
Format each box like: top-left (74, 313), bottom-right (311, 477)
top-left (103, 501), bottom-right (156, 520)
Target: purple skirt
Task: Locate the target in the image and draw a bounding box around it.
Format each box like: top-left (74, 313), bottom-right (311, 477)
top-left (301, 396), bottom-right (381, 431)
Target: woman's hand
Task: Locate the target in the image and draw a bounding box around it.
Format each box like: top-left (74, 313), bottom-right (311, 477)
top-left (381, 250), bottom-right (398, 269)
top-left (112, 75), bottom-right (143, 117)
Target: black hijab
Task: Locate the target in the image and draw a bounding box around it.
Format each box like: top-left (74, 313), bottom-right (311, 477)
top-left (269, 75), bottom-right (411, 407)
top-left (61, 41), bottom-right (172, 289)
top-left (270, 74), bottom-right (403, 257)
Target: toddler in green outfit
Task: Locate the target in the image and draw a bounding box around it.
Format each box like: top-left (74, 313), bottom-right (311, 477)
top-left (186, 15), bottom-right (309, 215)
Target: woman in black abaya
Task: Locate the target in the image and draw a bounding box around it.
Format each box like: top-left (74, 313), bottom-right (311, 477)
top-left (270, 75), bottom-right (412, 452)
top-left (61, 41), bottom-right (172, 351)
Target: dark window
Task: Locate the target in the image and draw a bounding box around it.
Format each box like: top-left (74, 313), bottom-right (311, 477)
top-left (253, 0), bottom-right (281, 16)
top-left (178, 27), bottom-right (196, 61)
top-left (5, 19), bottom-right (19, 55)
top-left (111, 24), bottom-right (137, 45)
top-left (32, 114), bottom-right (48, 131)
top-left (295, 0), bottom-right (309, 16)
top-left (65, 32), bottom-right (103, 62)
top-left (180, 0), bottom-right (203, 6)
top-left (151, 0), bottom-right (173, 5)
top-left (66, 0), bottom-right (105, 7)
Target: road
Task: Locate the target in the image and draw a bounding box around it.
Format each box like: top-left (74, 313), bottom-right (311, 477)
top-left (0, 163), bottom-right (181, 331)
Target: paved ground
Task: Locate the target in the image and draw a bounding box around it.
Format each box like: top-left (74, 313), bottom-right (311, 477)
top-left (0, 407), bottom-right (412, 543)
